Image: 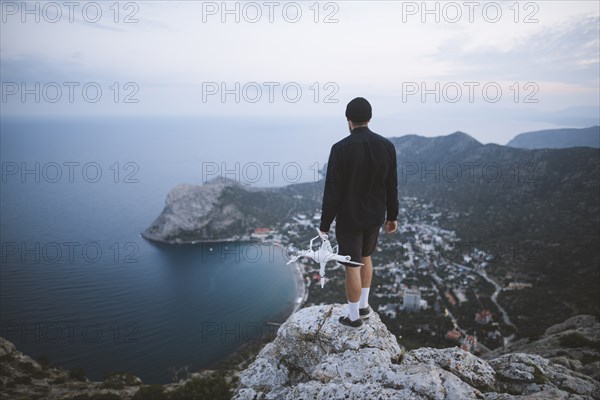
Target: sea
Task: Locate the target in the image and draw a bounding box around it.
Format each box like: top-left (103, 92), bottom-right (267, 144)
top-left (0, 115), bottom-right (339, 383)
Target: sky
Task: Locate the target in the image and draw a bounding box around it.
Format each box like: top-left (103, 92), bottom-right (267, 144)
top-left (1, 0), bottom-right (599, 144)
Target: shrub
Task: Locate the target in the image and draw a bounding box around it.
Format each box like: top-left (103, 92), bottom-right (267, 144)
top-left (13, 375), bottom-right (32, 385)
top-left (102, 371), bottom-right (141, 388)
top-left (20, 361), bottom-right (38, 373)
top-left (88, 394), bottom-right (122, 400)
top-left (66, 395), bottom-right (88, 400)
top-left (132, 384), bottom-right (168, 400)
top-left (0, 364), bottom-right (11, 377)
top-left (170, 373), bottom-right (232, 400)
top-left (581, 353), bottom-right (600, 365)
top-left (559, 333), bottom-right (600, 349)
top-left (0, 353), bottom-right (14, 363)
top-left (32, 369), bottom-right (47, 379)
top-left (69, 368), bottom-right (86, 382)
top-left (36, 354), bottom-right (51, 369)
top-left (102, 380), bottom-right (124, 390)
top-left (68, 394), bottom-right (122, 400)
top-left (52, 377), bottom-right (66, 384)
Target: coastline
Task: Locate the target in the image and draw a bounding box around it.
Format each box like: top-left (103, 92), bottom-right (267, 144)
top-left (291, 261), bottom-right (308, 314)
top-left (140, 231), bottom-right (260, 245)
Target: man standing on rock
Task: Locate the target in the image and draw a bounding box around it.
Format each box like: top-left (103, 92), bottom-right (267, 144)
top-left (319, 97), bottom-right (399, 328)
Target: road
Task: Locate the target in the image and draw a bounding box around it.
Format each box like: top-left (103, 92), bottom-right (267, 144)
top-left (467, 265), bottom-right (515, 328)
top-left (432, 269), bottom-right (511, 353)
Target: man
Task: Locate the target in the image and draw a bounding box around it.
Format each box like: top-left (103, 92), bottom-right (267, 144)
top-left (319, 97), bottom-right (399, 328)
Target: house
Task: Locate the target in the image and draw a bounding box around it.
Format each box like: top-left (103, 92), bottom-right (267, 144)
top-left (475, 309), bottom-right (493, 324)
top-left (251, 227), bottom-right (273, 240)
top-left (446, 329), bottom-right (462, 340)
top-left (403, 288), bottom-right (421, 312)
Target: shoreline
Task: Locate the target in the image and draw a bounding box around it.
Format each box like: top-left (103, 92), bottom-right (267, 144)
top-left (140, 232), bottom-right (260, 245)
top-left (291, 261), bottom-right (308, 314)
top-left (270, 242), bottom-right (308, 315)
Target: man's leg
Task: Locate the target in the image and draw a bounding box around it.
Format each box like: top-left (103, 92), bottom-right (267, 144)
top-left (345, 266), bottom-right (362, 303)
top-left (359, 256), bottom-right (373, 309)
top-left (336, 227), bottom-right (363, 323)
top-left (360, 255), bottom-right (373, 288)
top-left (345, 266), bottom-right (362, 321)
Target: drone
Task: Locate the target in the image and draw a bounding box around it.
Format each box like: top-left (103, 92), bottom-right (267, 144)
top-left (287, 228), bottom-right (363, 288)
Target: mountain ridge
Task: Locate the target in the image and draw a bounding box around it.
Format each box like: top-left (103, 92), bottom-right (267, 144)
top-left (506, 126), bottom-right (600, 149)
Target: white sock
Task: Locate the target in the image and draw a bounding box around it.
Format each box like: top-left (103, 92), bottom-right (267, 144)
top-left (359, 288), bottom-right (370, 309)
top-left (347, 300), bottom-right (360, 321)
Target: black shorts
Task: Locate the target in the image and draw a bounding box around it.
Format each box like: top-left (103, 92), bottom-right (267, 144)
top-left (334, 224), bottom-right (382, 267)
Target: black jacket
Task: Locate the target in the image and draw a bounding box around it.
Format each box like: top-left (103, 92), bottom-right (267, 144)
top-left (319, 126), bottom-right (399, 232)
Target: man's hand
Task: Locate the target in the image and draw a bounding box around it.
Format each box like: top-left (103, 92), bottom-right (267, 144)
top-left (384, 220), bottom-right (398, 233)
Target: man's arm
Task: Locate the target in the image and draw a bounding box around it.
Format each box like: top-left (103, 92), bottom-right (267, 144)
top-left (319, 144), bottom-right (344, 233)
top-left (385, 145), bottom-right (399, 224)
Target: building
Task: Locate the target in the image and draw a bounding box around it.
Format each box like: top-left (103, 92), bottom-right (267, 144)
top-left (444, 290), bottom-right (457, 306)
top-left (446, 329), bottom-right (462, 341)
top-left (475, 309), bottom-right (493, 324)
top-left (403, 288), bottom-right (421, 312)
top-left (251, 227), bottom-right (273, 239)
top-left (461, 334), bottom-right (478, 353)
top-left (377, 303), bottom-right (398, 319)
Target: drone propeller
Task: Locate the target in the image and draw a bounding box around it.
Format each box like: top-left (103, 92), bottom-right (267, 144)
top-left (333, 254), bottom-right (364, 266)
top-left (344, 259), bottom-right (364, 266)
top-left (286, 253), bottom-right (302, 265)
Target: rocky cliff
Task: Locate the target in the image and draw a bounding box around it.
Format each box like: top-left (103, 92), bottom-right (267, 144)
top-left (142, 178), bottom-right (248, 244)
top-left (141, 177), bottom-right (319, 244)
top-left (233, 304), bottom-right (600, 400)
top-left (485, 315), bottom-right (600, 382)
top-left (1, 307), bottom-right (599, 399)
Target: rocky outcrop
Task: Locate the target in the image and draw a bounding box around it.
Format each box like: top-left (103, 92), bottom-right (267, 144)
top-left (0, 336), bottom-right (232, 399)
top-left (142, 178), bottom-right (245, 244)
top-left (0, 336), bottom-right (142, 399)
top-left (486, 315), bottom-right (600, 382)
top-left (234, 305), bottom-right (600, 400)
top-left (489, 353), bottom-right (599, 399)
top-left (142, 177), bottom-right (307, 244)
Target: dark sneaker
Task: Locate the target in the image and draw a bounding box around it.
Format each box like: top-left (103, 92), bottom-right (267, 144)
top-left (359, 306), bottom-right (371, 319)
top-left (339, 315), bottom-right (363, 328)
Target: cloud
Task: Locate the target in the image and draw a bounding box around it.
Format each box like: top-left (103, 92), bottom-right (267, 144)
top-left (432, 15), bottom-right (600, 86)
top-left (0, 0), bottom-right (598, 138)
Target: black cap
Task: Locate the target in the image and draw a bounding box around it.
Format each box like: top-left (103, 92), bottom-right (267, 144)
top-left (345, 97), bottom-right (372, 123)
